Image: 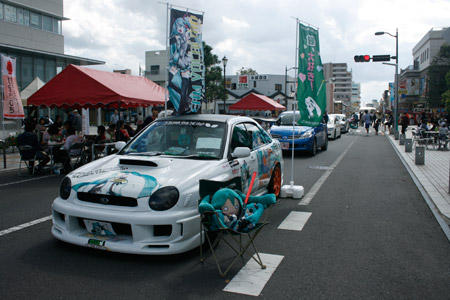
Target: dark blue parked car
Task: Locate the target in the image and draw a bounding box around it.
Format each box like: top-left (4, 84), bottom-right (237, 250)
top-left (269, 111), bottom-right (328, 156)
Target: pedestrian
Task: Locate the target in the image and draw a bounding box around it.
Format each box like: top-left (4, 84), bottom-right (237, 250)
top-left (374, 118), bottom-right (380, 135)
top-left (400, 113), bottom-right (409, 135)
top-left (17, 121), bottom-right (50, 174)
top-left (71, 109), bottom-right (82, 135)
top-left (363, 110), bottom-right (371, 136)
top-left (144, 106), bottom-right (160, 126)
top-left (110, 110), bottom-right (119, 125)
top-left (322, 111), bottom-right (329, 123)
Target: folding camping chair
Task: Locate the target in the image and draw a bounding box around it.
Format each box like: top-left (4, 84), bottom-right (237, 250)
top-left (198, 177), bottom-right (273, 277)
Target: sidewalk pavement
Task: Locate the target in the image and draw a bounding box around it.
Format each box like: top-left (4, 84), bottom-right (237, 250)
top-left (386, 127), bottom-right (450, 231)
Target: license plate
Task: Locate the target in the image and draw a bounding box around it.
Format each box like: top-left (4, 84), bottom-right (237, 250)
top-left (84, 220), bottom-right (116, 236)
top-left (281, 142), bottom-right (290, 150)
top-left (88, 239), bottom-right (106, 247)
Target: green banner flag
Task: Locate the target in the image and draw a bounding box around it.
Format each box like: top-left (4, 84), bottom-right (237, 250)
top-left (297, 24), bottom-right (326, 127)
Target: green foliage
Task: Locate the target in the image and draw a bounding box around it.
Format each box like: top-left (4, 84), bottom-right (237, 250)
top-left (426, 43), bottom-right (450, 108)
top-left (442, 70), bottom-right (450, 113)
top-left (236, 67), bottom-right (258, 75)
top-left (204, 42), bottom-right (225, 102)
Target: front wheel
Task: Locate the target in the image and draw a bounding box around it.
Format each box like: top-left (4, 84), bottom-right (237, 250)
top-left (309, 138), bottom-right (317, 156)
top-left (268, 164), bottom-right (282, 198)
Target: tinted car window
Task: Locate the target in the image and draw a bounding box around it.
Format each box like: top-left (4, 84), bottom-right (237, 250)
top-left (231, 123), bottom-right (251, 151)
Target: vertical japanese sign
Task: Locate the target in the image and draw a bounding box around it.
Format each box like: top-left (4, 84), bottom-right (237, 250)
top-left (1, 55), bottom-right (25, 119)
top-left (297, 24), bottom-right (325, 127)
top-left (168, 8), bottom-right (204, 115)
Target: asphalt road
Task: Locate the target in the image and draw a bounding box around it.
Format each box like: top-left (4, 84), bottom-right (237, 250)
top-left (1, 131), bottom-right (449, 299)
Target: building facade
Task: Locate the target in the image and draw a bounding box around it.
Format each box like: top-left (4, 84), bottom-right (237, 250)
top-left (351, 83), bottom-right (361, 112)
top-left (0, 0), bottom-right (103, 121)
top-left (144, 50), bottom-right (167, 87)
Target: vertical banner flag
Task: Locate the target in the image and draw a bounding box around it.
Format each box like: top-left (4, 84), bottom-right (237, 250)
top-left (168, 8), bottom-right (204, 115)
top-left (1, 55), bottom-right (25, 119)
top-left (297, 24), bottom-right (325, 127)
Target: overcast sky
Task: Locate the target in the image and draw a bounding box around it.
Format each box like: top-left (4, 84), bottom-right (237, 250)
top-left (63, 0), bottom-right (450, 106)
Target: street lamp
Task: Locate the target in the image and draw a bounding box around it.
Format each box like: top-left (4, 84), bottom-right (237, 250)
top-left (375, 29), bottom-right (398, 132)
top-left (222, 56), bottom-right (228, 114)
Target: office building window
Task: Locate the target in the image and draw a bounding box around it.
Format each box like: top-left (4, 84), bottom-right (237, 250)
top-left (253, 81), bottom-right (257, 88)
top-left (34, 58), bottom-right (44, 81)
top-left (0, 3), bottom-right (4, 19)
top-left (43, 15), bottom-right (52, 32)
top-left (4, 4), bottom-right (16, 23)
top-left (150, 65), bottom-right (160, 75)
top-left (45, 59), bottom-right (56, 81)
top-left (21, 56), bottom-right (33, 88)
top-left (30, 11), bottom-right (41, 29)
top-left (231, 83), bottom-right (236, 90)
top-left (275, 84), bottom-right (282, 91)
top-left (53, 18), bottom-right (60, 34)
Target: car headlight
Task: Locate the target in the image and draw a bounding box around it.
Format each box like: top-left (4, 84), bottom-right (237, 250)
top-left (299, 131), bottom-right (313, 139)
top-left (149, 186), bottom-right (179, 211)
top-left (60, 177), bottom-right (72, 200)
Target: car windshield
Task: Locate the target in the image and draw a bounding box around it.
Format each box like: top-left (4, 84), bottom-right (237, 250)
top-left (121, 120), bottom-right (226, 159)
top-left (327, 117), bottom-right (335, 124)
top-left (279, 113), bottom-right (300, 126)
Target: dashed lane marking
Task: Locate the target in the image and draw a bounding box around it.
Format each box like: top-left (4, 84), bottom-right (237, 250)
top-left (278, 211), bottom-right (312, 231)
top-left (299, 137), bottom-right (357, 206)
top-left (0, 215), bottom-right (52, 237)
top-left (223, 253), bottom-right (284, 296)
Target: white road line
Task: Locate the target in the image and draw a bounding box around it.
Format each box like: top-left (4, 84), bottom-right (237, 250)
top-left (0, 174), bottom-right (59, 188)
top-left (299, 137), bottom-right (357, 206)
top-left (0, 215), bottom-right (52, 237)
top-left (223, 253), bottom-right (284, 297)
top-left (278, 211), bottom-right (312, 231)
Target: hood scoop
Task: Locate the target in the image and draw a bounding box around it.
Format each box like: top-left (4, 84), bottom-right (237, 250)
top-left (119, 159), bottom-right (158, 167)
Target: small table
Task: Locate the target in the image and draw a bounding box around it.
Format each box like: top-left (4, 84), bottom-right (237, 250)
top-left (91, 142), bottom-right (117, 160)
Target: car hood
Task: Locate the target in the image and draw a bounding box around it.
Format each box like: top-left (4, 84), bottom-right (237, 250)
top-left (68, 154), bottom-right (223, 199)
top-left (270, 125), bottom-right (313, 135)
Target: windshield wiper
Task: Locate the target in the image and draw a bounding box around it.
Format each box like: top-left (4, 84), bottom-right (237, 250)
top-left (181, 154), bottom-right (219, 160)
top-left (126, 151), bottom-right (162, 156)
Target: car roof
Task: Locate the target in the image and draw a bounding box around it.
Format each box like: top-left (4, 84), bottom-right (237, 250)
top-left (157, 113), bottom-right (256, 124)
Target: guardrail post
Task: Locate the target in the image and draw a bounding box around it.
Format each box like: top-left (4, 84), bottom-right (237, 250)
top-left (405, 138), bottom-right (412, 152)
top-left (394, 130), bottom-right (399, 140)
top-left (415, 146), bottom-right (425, 165)
top-left (399, 134), bottom-right (406, 145)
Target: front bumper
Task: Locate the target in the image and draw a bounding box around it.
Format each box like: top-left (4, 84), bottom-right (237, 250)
top-left (51, 198), bottom-right (201, 255)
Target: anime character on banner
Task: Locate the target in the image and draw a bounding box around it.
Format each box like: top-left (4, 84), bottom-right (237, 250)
top-left (168, 9), bottom-right (205, 115)
top-left (297, 24), bottom-right (326, 127)
top-left (1, 55), bottom-right (25, 119)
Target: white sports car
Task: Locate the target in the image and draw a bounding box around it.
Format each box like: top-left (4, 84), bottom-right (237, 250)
top-left (52, 114), bottom-right (283, 255)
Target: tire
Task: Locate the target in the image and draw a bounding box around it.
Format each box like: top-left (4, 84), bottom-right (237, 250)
top-left (333, 130), bottom-right (336, 140)
top-left (321, 136), bottom-right (328, 151)
top-left (268, 164), bottom-right (282, 198)
top-left (309, 138), bottom-right (317, 156)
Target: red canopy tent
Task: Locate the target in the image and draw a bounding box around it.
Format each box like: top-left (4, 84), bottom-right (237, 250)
top-left (229, 92), bottom-right (286, 111)
top-left (27, 64), bottom-right (166, 108)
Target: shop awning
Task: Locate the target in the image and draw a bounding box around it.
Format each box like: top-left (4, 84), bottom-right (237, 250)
top-left (27, 64), bottom-right (166, 108)
top-left (229, 92), bottom-right (286, 111)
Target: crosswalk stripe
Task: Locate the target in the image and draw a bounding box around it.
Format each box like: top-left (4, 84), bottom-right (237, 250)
top-left (278, 211), bottom-right (312, 231)
top-left (223, 253), bottom-right (284, 296)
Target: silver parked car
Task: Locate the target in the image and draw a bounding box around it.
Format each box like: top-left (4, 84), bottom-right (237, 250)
top-left (330, 114), bottom-right (349, 133)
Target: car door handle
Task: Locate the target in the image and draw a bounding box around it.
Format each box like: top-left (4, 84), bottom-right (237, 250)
top-left (250, 155), bottom-right (256, 160)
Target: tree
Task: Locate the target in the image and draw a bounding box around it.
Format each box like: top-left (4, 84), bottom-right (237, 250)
top-left (442, 70), bottom-right (450, 112)
top-left (236, 67), bottom-right (258, 75)
top-left (203, 42), bottom-right (225, 106)
top-left (426, 43), bottom-right (450, 108)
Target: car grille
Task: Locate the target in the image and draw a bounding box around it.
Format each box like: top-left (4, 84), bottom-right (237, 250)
top-left (77, 192), bottom-right (138, 207)
top-left (272, 134), bottom-right (300, 140)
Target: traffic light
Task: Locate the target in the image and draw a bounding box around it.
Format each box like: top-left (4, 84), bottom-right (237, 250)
top-left (372, 55), bottom-right (391, 62)
top-left (354, 55), bottom-right (371, 62)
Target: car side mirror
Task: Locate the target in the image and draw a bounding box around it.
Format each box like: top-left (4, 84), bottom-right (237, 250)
top-left (115, 141), bottom-right (126, 151)
top-left (231, 147), bottom-right (251, 158)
